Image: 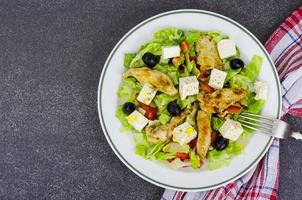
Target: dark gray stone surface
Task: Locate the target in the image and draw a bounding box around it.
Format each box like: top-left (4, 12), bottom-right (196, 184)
top-left (0, 0), bottom-right (302, 199)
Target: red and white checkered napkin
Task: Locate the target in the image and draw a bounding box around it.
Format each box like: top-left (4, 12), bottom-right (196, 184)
top-left (162, 6), bottom-right (302, 200)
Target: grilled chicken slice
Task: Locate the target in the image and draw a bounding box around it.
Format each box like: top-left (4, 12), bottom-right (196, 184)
top-left (146, 110), bottom-right (191, 143)
top-left (123, 67), bottom-right (177, 96)
top-left (198, 88), bottom-right (247, 113)
top-left (195, 35), bottom-right (223, 71)
top-left (196, 110), bottom-right (212, 164)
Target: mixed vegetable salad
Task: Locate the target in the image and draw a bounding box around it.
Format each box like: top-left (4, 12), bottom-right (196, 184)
top-left (115, 28), bottom-right (267, 170)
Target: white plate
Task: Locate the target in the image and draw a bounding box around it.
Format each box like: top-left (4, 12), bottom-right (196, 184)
top-left (97, 9), bottom-right (281, 191)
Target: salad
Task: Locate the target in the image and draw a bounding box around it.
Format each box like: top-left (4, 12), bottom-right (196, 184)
top-left (115, 28), bottom-right (267, 170)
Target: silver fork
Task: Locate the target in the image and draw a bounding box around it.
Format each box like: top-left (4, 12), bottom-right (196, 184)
top-left (237, 112), bottom-right (302, 139)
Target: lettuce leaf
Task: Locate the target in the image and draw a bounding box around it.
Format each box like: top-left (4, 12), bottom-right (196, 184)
top-left (241, 55), bottom-right (263, 82)
top-left (225, 68), bottom-right (242, 82)
top-left (186, 104), bottom-right (198, 128)
top-left (245, 99), bottom-right (265, 114)
top-left (153, 64), bottom-right (179, 85)
top-left (189, 149), bottom-right (201, 169)
top-left (134, 133), bottom-right (167, 159)
top-left (153, 152), bottom-right (176, 160)
top-left (129, 42), bottom-right (162, 68)
top-left (154, 28), bottom-right (184, 43)
top-left (184, 52), bottom-right (200, 77)
top-left (158, 111), bottom-right (171, 124)
top-left (178, 95), bottom-right (197, 109)
top-left (208, 130), bottom-right (251, 170)
top-left (229, 74), bottom-right (250, 89)
top-left (208, 139), bottom-right (246, 170)
top-left (115, 105), bottom-right (137, 132)
top-left (185, 30), bottom-right (201, 46)
top-left (154, 93), bottom-right (178, 124)
top-left (117, 77), bottom-right (141, 103)
top-left (124, 53), bottom-right (136, 68)
top-left (211, 117), bottom-right (224, 131)
top-left (162, 142), bottom-right (190, 153)
top-left (207, 31), bottom-right (229, 43)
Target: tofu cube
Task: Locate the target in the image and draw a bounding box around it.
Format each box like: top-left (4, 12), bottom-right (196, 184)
top-left (162, 45), bottom-right (180, 59)
top-left (217, 39), bottom-right (237, 59)
top-left (254, 81), bottom-right (268, 100)
top-left (127, 110), bottom-right (149, 132)
top-left (137, 83), bottom-right (157, 105)
top-left (219, 119), bottom-right (244, 141)
top-left (172, 122), bottom-right (197, 145)
top-left (208, 69), bottom-right (227, 89)
top-left (179, 76), bottom-right (199, 100)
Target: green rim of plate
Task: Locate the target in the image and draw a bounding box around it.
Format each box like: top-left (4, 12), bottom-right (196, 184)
top-left (97, 9), bottom-right (281, 191)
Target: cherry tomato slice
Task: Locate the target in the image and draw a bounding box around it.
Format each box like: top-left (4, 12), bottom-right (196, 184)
top-left (180, 40), bottom-right (190, 53)
top-left (227, 106), bottom-right (241, 114)
top-left (140, 103), bottom-right (157, 120)
top-left (200, 82), bottom-right (214, 93)
top-left (189, 138), bottom-right (197, 148)
top-left (175, 152), bottom-right (190, 161)
top-left (189, 56), bottom-right (197, 61)
top-left (210, 131), bottom-right (220, 147)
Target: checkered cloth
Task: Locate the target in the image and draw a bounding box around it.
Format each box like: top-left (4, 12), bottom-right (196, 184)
top-left (162, 6), bottom-right (302, 200)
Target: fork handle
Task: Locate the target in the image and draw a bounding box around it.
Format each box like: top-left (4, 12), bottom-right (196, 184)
top-left (291, 132), bottom-right (302, 140)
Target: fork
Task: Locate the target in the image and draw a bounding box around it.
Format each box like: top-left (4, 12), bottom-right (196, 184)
top-left (237, 112), bottom-right (302, 139)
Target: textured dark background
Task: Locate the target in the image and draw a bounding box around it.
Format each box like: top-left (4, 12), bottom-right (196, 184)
top-left (1, 1), bottom-right (302, 200)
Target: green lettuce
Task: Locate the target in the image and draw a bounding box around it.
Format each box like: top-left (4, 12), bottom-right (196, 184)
top-left (184, 52), bottom-right (200, 77)
top-left (154, 28), bottom-right (184, 43)
top-left (153, 152), bottom-right (176, 160)
top-left (158, 111), bottom-right (171, 124)
top-left (185, 30), bottom-right (201, 46)
top-left (153, 64), bottom-right (179, 85)
top-left (241, 55), bottom-right (263, 82)
top-left (208, 139), bottom-right (246, 170)
top-left (189, 150), bottom-right (201, 169)
top-left (225, 68), bottom-right (241, 82)
top-left (154, 93), bottom-right (178, 124)
top-left (207, 31), bottom-right (228, 43)
top-left (186, 104), bottom-right (198, 128)
top-left (229, 74), bottom-right (251, 89)
top-left (115, 105), bottom-right (136, 132)
top-left (117, 77), bottom-right (141, 103)
top-left (124, 53), bottom-right (136, 68)
top-left (245, 99), bottom-right (265, 114)
top-left (211, 117), bottom-right (224, 131)
top-left (178, 95), bottom-right (197, 109)
top-left (133, 133), bottom-right (167, 159)
top-left (129, 42), bottom-right (162, 68)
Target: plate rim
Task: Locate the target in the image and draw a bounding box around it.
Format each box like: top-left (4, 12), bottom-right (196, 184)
top-left (97, 9), bottom-right (281, 191)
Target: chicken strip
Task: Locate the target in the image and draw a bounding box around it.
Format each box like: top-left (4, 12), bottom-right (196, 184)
top-left (198, 88), bottom-right (247, 113)
top-left (146, 110), bottom-right (191, 143)
top-left (123, 67), bottom-right (177, 96)
top-left (196, 110), bottom-right (212, 163)
top-left (195, 35), bottom-right (223, 71)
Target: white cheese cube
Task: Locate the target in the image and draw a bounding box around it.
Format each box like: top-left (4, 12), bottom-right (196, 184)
top-left (127, 110), bottom-right (149, 132)
top-left (217, 39), bottom-right (237, 59)
top-left (208, 69), bottom-right (227, 89)
top-left (254, 81), bottom-right (268, 100)
top-left (219, 119), bottom-right (243, 141)
top-left (172, 122), bottom-right (197, 145)
top-left (179, 76), bottom-right (199, 100)
top-left (137, 83), bottom-right (157, 105)
top-left (162, 45), bottom-right (180, 59)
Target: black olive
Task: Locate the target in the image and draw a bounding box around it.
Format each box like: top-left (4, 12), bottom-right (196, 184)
top-left (167, 101), bottom-right (181, 116)
top-left (230, 58), bottom-right (244, 70)
top-left (214, 136), bottom-right (229, 151)
top-left (122, 102), bottom-right (136, 115)
top-left (142, 52), bottom-right (160, 68)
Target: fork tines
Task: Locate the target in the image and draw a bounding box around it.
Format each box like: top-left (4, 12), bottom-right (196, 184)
top-left (237, 112), bottom-right (275, 135)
